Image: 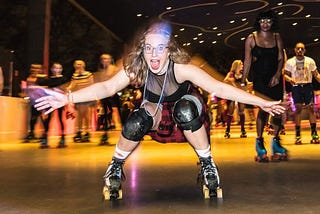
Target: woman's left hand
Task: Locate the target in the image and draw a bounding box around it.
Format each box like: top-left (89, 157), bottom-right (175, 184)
top-left (260, 100), bottom-right (285, 116)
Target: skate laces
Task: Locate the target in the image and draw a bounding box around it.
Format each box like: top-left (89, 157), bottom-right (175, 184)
top-left (200, 157), bottom-right (217, 177)
top-left (104, 159), bottom-right (126, 181)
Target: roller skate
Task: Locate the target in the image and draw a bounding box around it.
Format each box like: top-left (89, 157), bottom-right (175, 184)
top-left (81, 132), bottom-right (90, 142)
top-left (73, 131), bottom-right (82, 143)
top-left (224, 130), bottom-right (230, 138)
top-left (240, 130), bottom-right (247, 138)
top-left (98, 133), bottom-right (111, 146)
top-left (295, 136), bottom-right (302, 145)
top-left (270, 137), bottom-right (288, 161)
top-left (103, 158), bottom-right (125, 200)
top-left (197, 157), bottom-right (223, 199)
top-left (23, 132), bottom-right (38, 143)
top-left (310, 132), bottom-right (320, 144)
top-left (56, 135), bottom-right (67, 148)
top-left (254, 137), bottom-right (269, 162)
top-left (39, 134), bottom-right (49, 149)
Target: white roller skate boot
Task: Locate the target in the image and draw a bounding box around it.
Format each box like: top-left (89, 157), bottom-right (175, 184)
top-left (103, 158), bottom-right (125, 200)
top-left (198, 157), bottom-right (222, 199)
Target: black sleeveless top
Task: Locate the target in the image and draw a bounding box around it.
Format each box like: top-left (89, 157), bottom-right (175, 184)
top-left (144, 59), bottom-right (192, 103)
top-left (250, 33), bottom-right (283, 100)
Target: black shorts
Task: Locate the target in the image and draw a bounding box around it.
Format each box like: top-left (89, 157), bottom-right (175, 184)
top-left (292, 83), bottom-right (314, 105)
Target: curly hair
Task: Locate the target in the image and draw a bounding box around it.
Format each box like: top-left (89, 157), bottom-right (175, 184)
top-left (253, 9), bottom-right (280, 32)
top-left (123, 18), bottom-right (191, 88)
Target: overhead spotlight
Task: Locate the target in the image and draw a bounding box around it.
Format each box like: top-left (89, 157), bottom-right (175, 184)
top-left (229, 20), bottom-right (235, 24)
top-left (217, 33), bottom-right (222, 36)
top-left (314, 38), bottom-right (319, 42)
top-left (241, 18), bottom-right (247, 22)
top-left (212, 41), bottom-right (217, 44)
top-left (199, 40), bottom-right (204, 44)
top-left (277, 2), bottom-right (283, 6)
top-left (166, 7), bottom-right (172, 10)
top-left (212, 27), bottom-right (218, 30)
top-left (136, 13), bottom-right (142, 17)
top-left (198, 33), bottom-right (203, 36)
top-left (241, 37), bottom-right (246, 40)
top-left (292, 22), bottom-right (298, 26)
top-left (278, 12), bottom-right (283, 15)
top-left (193, 37), bottom-right (198, 40)
top-left (306, 14), bottom-right (311, 18)
top-left (179, 28), bottom-right (185, 31)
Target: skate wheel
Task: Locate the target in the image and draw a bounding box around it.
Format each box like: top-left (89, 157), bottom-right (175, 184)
top-left (202, 185), bottom-right (223, 199)
top-left (255, 155), bottom-right (269, 163)
top-left (203, 185), bottom-right (210, 199)
top-left (103, 186), bottom-right (122, 200)
top-left (216, 187), bottom-right (223, 199)
top-left (103, 186), bottom-right (110, 200)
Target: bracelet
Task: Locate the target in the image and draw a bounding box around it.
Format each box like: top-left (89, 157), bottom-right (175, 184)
top-left (67, 91), bottom-right (74, 104)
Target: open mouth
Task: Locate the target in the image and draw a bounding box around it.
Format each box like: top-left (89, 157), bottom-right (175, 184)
top-left (150, 59), bottom-right (160, 70)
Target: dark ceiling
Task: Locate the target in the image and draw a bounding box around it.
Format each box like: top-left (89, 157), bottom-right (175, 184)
top-left (74, 0), bottom-right (320, 57)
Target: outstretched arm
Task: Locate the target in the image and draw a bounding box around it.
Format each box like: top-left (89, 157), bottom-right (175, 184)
top-left (175, 63), bottom-right (285, 116)
top-left (35, 69), bottom-right (130, 114)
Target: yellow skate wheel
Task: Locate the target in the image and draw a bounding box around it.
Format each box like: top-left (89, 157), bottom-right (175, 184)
top-left (103, 186), bottom-right (110, 200)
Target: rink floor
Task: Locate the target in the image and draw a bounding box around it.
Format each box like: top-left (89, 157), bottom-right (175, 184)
top-left (0, 121), bottom-right (320, 214)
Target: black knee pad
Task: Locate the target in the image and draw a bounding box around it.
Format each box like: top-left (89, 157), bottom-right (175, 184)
top-left (173, 98), bottom-right (202, 132)
top-left (121, 108), bottom-right (153, 141)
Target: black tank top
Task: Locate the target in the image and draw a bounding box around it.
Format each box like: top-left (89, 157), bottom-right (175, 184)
top-left (144, 59), bottom-right (191, 103)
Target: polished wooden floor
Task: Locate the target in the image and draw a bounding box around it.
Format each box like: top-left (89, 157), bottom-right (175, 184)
top-left (0, 122), bottom-right (320, 214)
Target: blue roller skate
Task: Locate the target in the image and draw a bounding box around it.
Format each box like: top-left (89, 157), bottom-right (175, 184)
top-left (271, 136), bottom-right (288, 161)
top-left (103, 158), bottom-right (126, 200)
top-left (197, 157), bottom-right (223, 199)
top-left (254, 137), bottom-right (269, 162)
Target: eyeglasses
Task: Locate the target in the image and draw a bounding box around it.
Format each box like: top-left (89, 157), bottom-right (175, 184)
top-left (144, 44), bottom-right (168, 55)
top-left (259, 19), bottom-right (273, 24)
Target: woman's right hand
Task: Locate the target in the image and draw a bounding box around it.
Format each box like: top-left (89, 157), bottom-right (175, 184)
top-left (34, 88), bottom-right (68, 114)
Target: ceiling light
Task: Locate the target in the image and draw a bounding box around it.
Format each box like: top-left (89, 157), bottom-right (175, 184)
top-left (278, 12), bottom-right (283, 15)
top-left (193, 37), bottom-right (198, 40)
top-left (179, 28), bottom-right (185, 31)
top-left (314, 38), bottom-right (319, 42)
top-left (229, 20), bottom-right (235, 24)
top-left (199, 40), bottom-right (204, 44)
top-left (292, 22), bottom-right (298, 26)
top-left (241, 37), bottom-right (246, 40)
top-left (166, 7), bottom-right (172, 10)
top-left (306, 14), bottom-right (311, 18)
top-left (241, 18), bottom-right (247, 22)
top-left (198, 33), bottom-right (203, 36)
top-left (212, 27), bottom-right (218, 30)
top-left (217, 33), bottom-right (222, 36)
top-left (136, 13), bottom-right (142, 17)
top-left (212, 41), bottom-right (217, 44)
